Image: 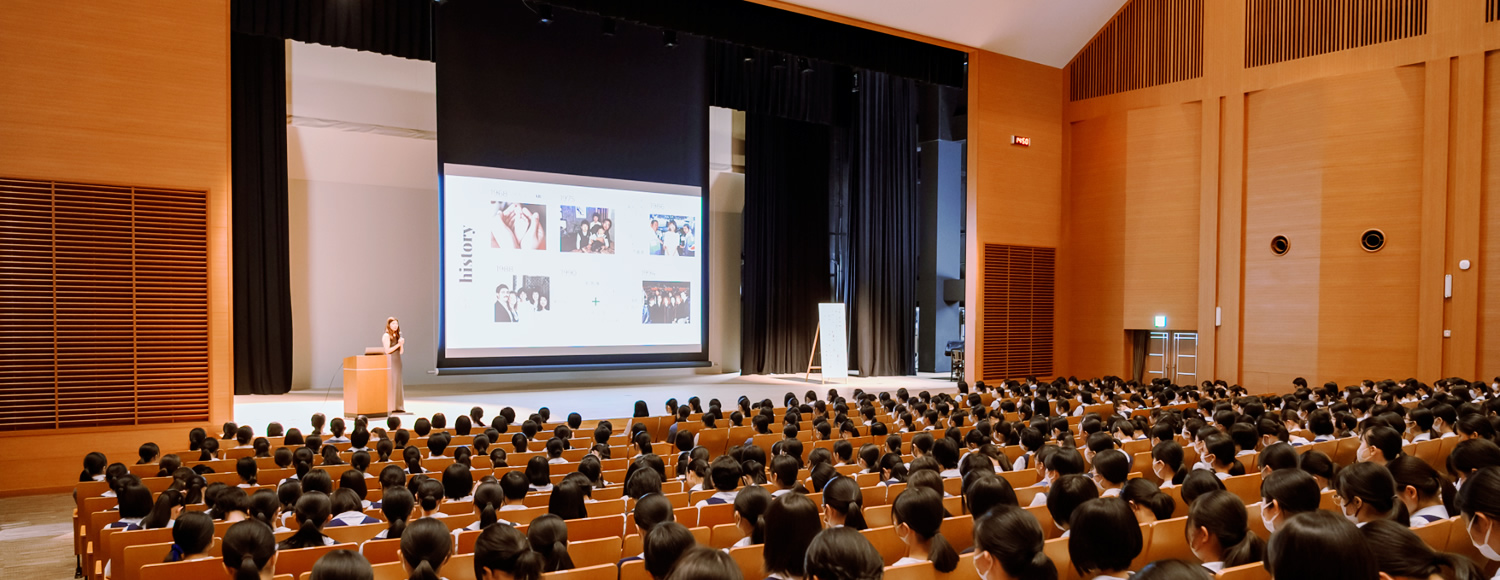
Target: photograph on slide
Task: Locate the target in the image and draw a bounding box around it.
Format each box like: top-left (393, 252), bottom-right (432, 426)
top-left (559, 206), bottom-right (615, 254)
top-left (489, 201), bottom-right (548, 251)
top-left (494, 274), bottom-right (550, 323)
top-left (648, 214), bottom-right (696, 257)
top-left (642, 281), bottom-right (691, 324)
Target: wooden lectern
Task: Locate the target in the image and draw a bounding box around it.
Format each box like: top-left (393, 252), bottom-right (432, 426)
top-left (344, 355), bottom-right (393, 417)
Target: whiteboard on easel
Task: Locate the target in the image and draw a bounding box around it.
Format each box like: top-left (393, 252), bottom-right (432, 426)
top-left (818, 303), bottom-right (849, 381)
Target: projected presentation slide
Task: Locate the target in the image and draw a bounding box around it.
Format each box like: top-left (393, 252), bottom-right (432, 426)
top-left (442, 164), bottom-right (703, 359)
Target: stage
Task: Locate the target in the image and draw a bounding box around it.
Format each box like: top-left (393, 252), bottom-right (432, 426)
top-left (232, 371), bottom-right (961, 431)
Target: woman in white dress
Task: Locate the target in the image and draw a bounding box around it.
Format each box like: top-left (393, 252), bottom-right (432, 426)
top-left (382, 317), bottom-right (405, 413)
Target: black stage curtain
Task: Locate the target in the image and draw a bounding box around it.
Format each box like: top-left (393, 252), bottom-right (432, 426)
top-left (231, 0), bottom-right (433, 61)
top-left (231, 33), bottom-right (293, 395)
top-left (708, 43), bottom-right (847, 126)
top-left (846, 71), bottom-right (919, 377)
top-left (742, 114), bottom-right (832, 374)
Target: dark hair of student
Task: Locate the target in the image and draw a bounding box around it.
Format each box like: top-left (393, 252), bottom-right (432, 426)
top-left (525, 455), bottom-right (550, 487)
top-left (524, 514), bottom-right (575, 572)
top-left (973, 505), bottom-right (1058, 580)
top-left (643, 522), bottom-right (694, 580)
top-left (548, 480), bottom-right (589, 520)
top-left (1068, 497), bottom-right (1143, 576)
top-left (763, 492), bottom-right (825, 577)
top-left (1152, 440), bottom-right (1188, 485)
top-left (623, 493), bottom-right (672, 538)
top-left (141, 489), bottom-right (185, 529)
top-left (198, 438), bottom-right (219, 461)
top-left (233, 456), bottom-right (258, 486)
top-left (803, 527), bottom-right (883, 580)
top-left (1361, 519), bottom-right (1484, 580)
top-left (80, 451), bottom-right (108, 482)
top-left (138, 442), bottom-right (160, 464)
top-left (253, 437), bottom-right (272, 458)
top-left (1258, 442), bottom-right (1299, 472)
top-left (1046, 474), bottom-right (1100, 529)
top-left (1337, 462), bottom-right (1410, 526)
top-left (155, 454), bottom-right (182, 479)
top-left (213, 487), bottom-right (250, 521)
top-left (401, 517), bottom-right (454, 580)
top-left (1299, 450), bottom-right (1336, 483)
top-left (1180, 469), bottom-right (1227, 506)
top-left (440, 463), bottom-right (471, 501)
top-left (963, 472), bottom-right (1019, 517)
top-left (223, 520), bottom-right (279, 580)
top-left (401, 446), bottom-right (423, 475)
top-left (284, 428), bottom-right (304, 447)
top-left (167, 511), bottom-right (215, 562)
top-left (309, 550), bottom-right (374, 580)
top-left (189, 427), bottom-right (206, 451)
top-left (1187, 490), bottom-right (1265, 567)
top-left (1133, 559), bottom-right (1213, 580)
top-left (379, 487), bottom-right (415, 540)
top-left (668, 547), bottom-right (746, 580)
top-left (246, 489), bottom-right (279, 528)
top-left (1449, 440), bottom-right (1500, 481)
top-left (1266, 511), bottom-right (1379, 580)
top-left (472, 521), bottom-right (543, 580)
top-left (414, 478), bottom-right (444, 514)
top-left (891, 487), bottom-right (960, 573)
top-left (822, 476), bottom-right (868, 530)
top-left (279, 491), bottom-right (332, 550)
top-left (301, 468), bottom-right (333, 495)
top-left (1121, 478), bottom-right (1176, 521)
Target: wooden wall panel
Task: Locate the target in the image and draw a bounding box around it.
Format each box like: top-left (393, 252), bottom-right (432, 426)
top-left (1245, 0), bottom-right (1428, 68)
top-left (0, 0), bottom-right (228, 494)
top-left (1071, 0), bottom-right (1205, 100)
top-left (1481, 53), bottom-right (1500, 377)
top-left (980, 245), bottom-right (1056, 380)
top-left (1241, 77), bottom-right (1324, 393)
top-left (1316, 67), bottom-right (1425, 384)
top-left (965, 51), bottom-right (1065, 381)
top-left (1122, 102), bottom-right (1202, 330)
top-left (1062, 114), bottom-right (1128, 377)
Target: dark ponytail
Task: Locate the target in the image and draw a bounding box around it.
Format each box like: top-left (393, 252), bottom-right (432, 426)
top-left (974, 505), bottom-right (1058, 580)
top-left (892, 488), bottom-right (959, 573)
top-left (823, 477), bottom-right (868, 530)
top-left (400, 518), bottom-right (453, 580)
top-left (417, 479), bottom-right (444, 513)
top-left (1119, 479), bottom-right (1175, 521)
top-left (1361, 519), bottom-right (1485, 580)
top-left (732, 486), bottom-right (772, 544)
top-left (222, 520), bottom-right (276, 580)
top-left (474, 524), bottom-right (544, 580)
top-left (1337, 462), bottom-right (1410, 526)
top-left (525, 514), bottom-right (575, 572)
top-left (81, 451), bottom-right (108, 482)
top-left (404, 446), bottom-right (423, 475)
top-left (281, 491), bottom-right (331, 550)
top-left (381, 487), bottom-right (415, 540)
top-left (475, 483), bottom-right (505, 529)
top-left (1187, 490), bottom-right (1265, 567)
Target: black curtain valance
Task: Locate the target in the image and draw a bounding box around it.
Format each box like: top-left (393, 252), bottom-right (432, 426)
top-left (231, 0), bottom-right (434, 61)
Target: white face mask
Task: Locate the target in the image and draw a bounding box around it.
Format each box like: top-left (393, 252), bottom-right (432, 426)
top-left (974, 552), bottom-right (994, 580)
top-left (1470, 517), bottom-right (1500, 561)
top-left (1340, 498), bottom-right (1361, 525)
top-left (1261, 506), bottom-right (1278, 533)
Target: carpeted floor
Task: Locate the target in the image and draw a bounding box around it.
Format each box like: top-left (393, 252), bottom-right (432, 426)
top-left (0, 493), bottom-right (78, 580)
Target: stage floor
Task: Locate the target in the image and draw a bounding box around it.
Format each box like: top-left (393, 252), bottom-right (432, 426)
top-left (233, 371), bottom-right (961, 432)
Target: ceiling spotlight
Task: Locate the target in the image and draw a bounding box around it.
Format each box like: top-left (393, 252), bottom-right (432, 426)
top-left (743, 54), bottom-right (754, 63)
top-left (801, 58), bottom-right (814, 74)
top-left (536, 5), bottom-right (553, 24)
top-left (663, 30), bottom-right (677, 49)
top-left (602, 18), bottom-right (616, 36)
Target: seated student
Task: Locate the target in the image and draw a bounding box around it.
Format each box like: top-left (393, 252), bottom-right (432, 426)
top-left (466, 482), bottom-right (516, 532)
top-left (413, 478), bottom-right (447, 519)
top-left (1357, 426), bottom-right (1404, 467)
top-left (963, 472), bottom-right (1019, 519)
top-left (1091, 449), bottom-right (1130, 497)
top-left (780, 438), bottom-right (805, 469)
top-left (767, 455), bottom-right (805, 497)
top-left (1267, 511), bottom-right (1378, 580)
top-left (309, 550), bottom-right (374, 580)
top-left (1365, 519), bottom-right (1486, 580)
top-left (1186, 490), bottom-right (1265, 574)
top-left (525, 456), bottom-right (554, 492)
top-left (821, 477), bottom-right (868, 530)
top-left (805, 527), bottom-right (884, 580)
top-left (327, 488), bottom-right (380, 527)
top-left (644, 522), bottom-right (696, 580)
top-left (402, 446), bottom-right (425, 475)
top-left (1083, 432), bottom-right (1118, 464)
top-left (1068, 498), bottom-right (1143, 580)
top-left (1385, 456), bottom-right (1449, 524)
top-left (498, 471), bottom-right (531, 510)
top-left (279, 491), bottom-right (337, 549)
top-left (762, 493), bottom-right (823, 580)
top-left (1300, 450), bottom-right (1337, 491)
top-left (678, 458), bottom-right (708, 492)
top-left (666, 406), bottom-right (692, 443)
top-left (348, 429), bottom-right (373, 453)
top-left (366, 487), bottom-right (414, 547)
top-left (933, 438), bottom-right (962, 479)
top-left (234, 426), bottom-right (255, 449)
top-left (546, 438), bottom-right (568, 465)
top-left (1028, 447), bottom-right (1086, 507)
top-left (879, 453), bottom-right (909, 486)
top-left (234, 456), bottom-right (259, 488)
top-left (222, 519), bottom-right (278, 580)
top-left (695, 456), bottom-right (743, 507)
top-left (910, 432), bottom-right (936, 466)
top-left (325, 418), bottom-right (350, 444)
top-left (831, 440), bottom-right (854, 467)
top-left (620, 493), bottom-right (675, 565)
top-left (400, 517), bottom-right (454, 580)
top-left (1200, 434), bottom-right (1242, 480)
top-left (525, 514), bottom-right (575, 573)
top-left (1257, 442), bottom-right (1300, 474)
top-left (890, 487), bottom-right (960, 572)
top-left (547, 480), bottom-right (589, 520)
top-left (166, 511), bottom-right (216, 563)
top-left (1258, 468), bottom-right (1321, 535)
top-left (1119, 478), bottom-right (1175, 524)
top-left (1046, 474), bottom-right (1100, 538)
top-left (138, 442), bottom-right (161, 464)
top-left (213, 487), bottom-right (252, 522)
top-left (427, 433), bottom-right (450, 459)
top-left (1335, 462), bottom-right (1409, 527)
top-left (971, 504), bottom-right (1059, 580)
top-left (106, 483), bottom-right (154, 531)
top-left (442, 464), bottom-right (474, 503)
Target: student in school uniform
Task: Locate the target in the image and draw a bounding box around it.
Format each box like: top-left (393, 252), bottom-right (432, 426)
top-left (1388, 456), bottom-right (1449, 524)
top-left (326, 488), bottom-right (381, 527)
top-left (1068, 498), bottom-right (1144, 580)
top-left (619, 493), bottom-right (675, 566)
top-left (725, 486), bottom-right (771, 550)
top-left (1092, 449), bottom-right (1130, 498)
top-left (889, 488), bottom-right (960, 572)
top-left (106, 483), bottom-right (154, 531)
top-left (1185, 490), bottom-right (1266, 574)
top-left (497, 471), bottom-right (531, 511)
top-left (1046, 475), bottom-right (1099, 539)
top-left (695, 456), bottom-right (743, 507)
top-left (1335, 462), bottom-right (1409, 528)
top-left (761, 493), bottom-right (823, 580)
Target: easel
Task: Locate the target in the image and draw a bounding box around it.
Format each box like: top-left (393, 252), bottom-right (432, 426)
top-left (805, 325), bottom-right (823, 382)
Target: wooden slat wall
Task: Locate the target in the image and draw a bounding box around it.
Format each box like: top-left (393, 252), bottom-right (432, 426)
top-left (980, 244), bottom-right (1055, 381)
top-left (1069, 0), bottom-right (1205, 101)
top-left (1491, 0), bottom-right (1499, 22)
top-left (0, 177), bottom-right (208, 431)
top-left (1244, 0), bottom-right (1428, 68)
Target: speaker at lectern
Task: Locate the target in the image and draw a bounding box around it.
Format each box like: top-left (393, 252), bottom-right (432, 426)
top-left (344, 349), bottom-right (403, 417)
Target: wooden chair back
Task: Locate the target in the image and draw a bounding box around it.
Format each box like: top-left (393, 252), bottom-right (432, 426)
top-left (728, 544), bottom-right (765, 580)
top-left (568, 536), bottom-right (622, 568)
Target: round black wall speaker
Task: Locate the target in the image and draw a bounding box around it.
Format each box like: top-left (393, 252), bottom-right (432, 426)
top-left (1361, 229), bottom-right (1386, 252)
top-left (1270, 235), bottom-right (1290, 256)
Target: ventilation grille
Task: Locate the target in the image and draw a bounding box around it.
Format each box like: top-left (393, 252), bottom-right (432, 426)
top-left (0, 178), bottom-right (209, 431)
top-left (1068, 0), bottom-right (1205, 101)
top-left (980, 245), bottom-right (1055, 381)
top-left (1245, 0), bottom-right (1427, 67)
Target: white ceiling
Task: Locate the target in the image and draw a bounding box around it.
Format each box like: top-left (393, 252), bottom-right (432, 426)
top-left (779, 0), bottom-right (1127, 69)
